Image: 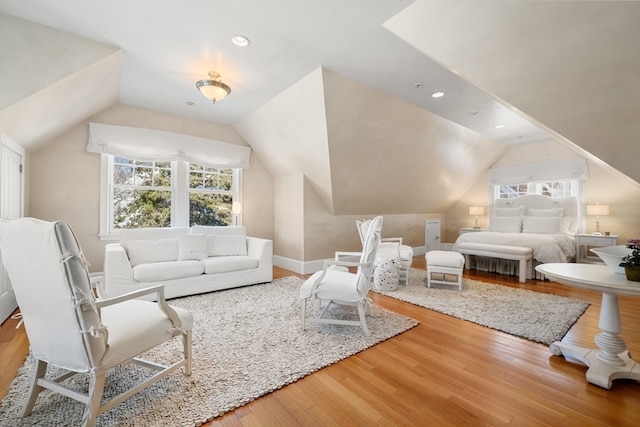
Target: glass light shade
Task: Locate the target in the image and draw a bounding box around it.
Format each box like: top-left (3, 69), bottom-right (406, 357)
top-left (232, 201), bottom-right (242, 215)
top-left (587, 204), bottom-right (609, 216)
top-left (196, 80), bottom-right (231, 103)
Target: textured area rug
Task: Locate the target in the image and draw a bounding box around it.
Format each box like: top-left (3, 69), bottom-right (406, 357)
top-left (374, 268), bottom-right (589, 345)
top-left (0, 277), bottom-right (417, 426)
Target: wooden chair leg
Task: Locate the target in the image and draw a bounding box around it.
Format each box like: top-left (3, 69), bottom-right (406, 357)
top-left (82, 370), bottom-right (105, 427)
top-left (22, 358), bottom-right (47, 417)
top-left (183, 330), bottom-right (192, 376)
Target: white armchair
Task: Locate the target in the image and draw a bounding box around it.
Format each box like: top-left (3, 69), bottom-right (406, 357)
top-left (0, 218), bottom-right (193, 427)
top-left (300, 216), bottom-right (383, 336)
top-left (356, 218), bottom-right (413, 285)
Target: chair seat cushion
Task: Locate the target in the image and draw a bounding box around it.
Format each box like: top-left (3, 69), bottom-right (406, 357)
top-left (300, 270), bottom-right (364, 302)
top-left (100, 299), bottom-right (193, 369)
top-left (426, 250), bottom-right (465, 268)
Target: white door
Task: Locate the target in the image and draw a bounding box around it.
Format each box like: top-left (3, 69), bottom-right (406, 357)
top-left (425, 219), bottom-right (441, 252)
top-left (0, 134), bottom-right (25, 323)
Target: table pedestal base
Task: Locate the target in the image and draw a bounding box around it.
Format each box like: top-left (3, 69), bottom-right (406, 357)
top-left (549, 341), bottom-right (640, 389)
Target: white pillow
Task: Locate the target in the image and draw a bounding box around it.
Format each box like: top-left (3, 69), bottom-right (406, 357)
top-left (488, 217), bottom-right (522, 233)
top-left (522, 216), bottom-right (560, 234)
top-left (528, 207), bottom-right (563, 217)
top-left (125, 238), bottom-right (179, 267)
top-left (178, 234), bottom-right (208, 261)
top-left (559, 216), bottom-right (576, 235)
top-left (206, 234), bottom-right (248, 256)
top-left (494, 206), bottom-right (524, 217)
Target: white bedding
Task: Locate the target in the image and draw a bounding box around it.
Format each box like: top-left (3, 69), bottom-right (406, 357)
top-left (453, 231), bottom-right (576, 263)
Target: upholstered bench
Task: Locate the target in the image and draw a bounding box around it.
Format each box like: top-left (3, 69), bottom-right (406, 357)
top-left (456, 242), bottom-right (533, 283)
top-left (425, 250), bottom-right (465, 291)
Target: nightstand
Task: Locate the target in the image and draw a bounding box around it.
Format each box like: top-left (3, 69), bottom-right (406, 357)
top-left (575, 233), bottom-right (618, 264)
top-left (460, 228), bottom-right (485, 235)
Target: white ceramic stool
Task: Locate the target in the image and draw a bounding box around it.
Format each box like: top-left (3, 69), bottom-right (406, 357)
top-left (425, 250), bottom-right (465, 291)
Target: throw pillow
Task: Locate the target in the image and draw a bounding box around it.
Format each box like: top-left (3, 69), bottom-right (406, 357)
top-left (488, 216), bottom-right (522, 233)
top-left (125, 238), bottom-right (179, 266)
top-left (494, 206), bottom-right (525, 217)
top-left (522, 216), bottom-right (560, 234)
top-left (178, 234), bottom-right (208, 261)
top-left (206, 234), bottom-right (248, 256)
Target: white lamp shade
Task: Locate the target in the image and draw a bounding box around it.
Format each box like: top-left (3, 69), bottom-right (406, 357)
top-left (469, 206), bottom-right (484, 216)
top-left (587, 204), bottom-right (609, 216)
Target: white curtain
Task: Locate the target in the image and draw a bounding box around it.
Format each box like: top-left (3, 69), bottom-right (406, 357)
top-left (87, 123), bottom-right (251, 169)
top-left (488, 159), bottom-right (588, 185)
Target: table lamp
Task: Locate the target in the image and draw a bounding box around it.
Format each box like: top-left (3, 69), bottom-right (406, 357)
top-left (469, 206), bottom-right (484, 229)
top-left (586, 203), bottom-right (609, 236)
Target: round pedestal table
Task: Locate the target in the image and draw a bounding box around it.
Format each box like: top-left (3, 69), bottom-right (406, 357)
top-left (536, 263), bottom-right (640, 389)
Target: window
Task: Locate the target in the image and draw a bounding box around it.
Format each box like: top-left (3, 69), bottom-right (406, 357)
top-left (495, 181), bottom-right (576, 199)
top-left (100, 155), bottom-right (241, 238)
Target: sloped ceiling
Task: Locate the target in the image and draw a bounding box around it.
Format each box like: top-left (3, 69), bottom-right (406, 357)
top-left (384, 0), bottom-right (640, 184)
top-left (0, 13), bottom-right (121, 150)
top-left (236, 67), bottom-right (506, 215)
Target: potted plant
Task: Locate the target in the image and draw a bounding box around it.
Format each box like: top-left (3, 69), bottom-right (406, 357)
top-left (619, 239), bottom-right (640, 282)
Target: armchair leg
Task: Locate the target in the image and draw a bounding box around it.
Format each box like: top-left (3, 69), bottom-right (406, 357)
top-left (301, 300), bottom-right (307, 332)
top-left (83, 370), bottom-right (105, 427)
top-left (22, 359), bottom-right (47, 417)
top-left (357, 303), bottom-right (370, 336)
top-left (183, 330), bottom-right (193, 376)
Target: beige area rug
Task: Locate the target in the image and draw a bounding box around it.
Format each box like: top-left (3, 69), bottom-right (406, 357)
top-left (374, 268), bottom-right (590, 345)
top-left (0, 276), bottom-right (417, 427)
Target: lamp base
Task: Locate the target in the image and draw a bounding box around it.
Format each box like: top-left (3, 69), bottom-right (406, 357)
top-left (472, 226), bottom-right (481, 229)
top-left (592, 231), bottom-right (603, 236)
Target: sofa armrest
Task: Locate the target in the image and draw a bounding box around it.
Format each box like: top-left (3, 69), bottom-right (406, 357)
top-left (103, 243), bottom-right (136, 298)
top-left (247, 236), bottom-right (273, 268)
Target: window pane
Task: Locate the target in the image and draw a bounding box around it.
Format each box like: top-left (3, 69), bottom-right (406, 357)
top-left (113, 188), bottom-right (171, 229)
top-left (189, 192), bottom-right (232, 226)
top-left (113, 163), bottom-right (134, 185)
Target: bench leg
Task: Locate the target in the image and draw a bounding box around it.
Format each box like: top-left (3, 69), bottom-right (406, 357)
top-left (519, 259), bottom-right (527, 283)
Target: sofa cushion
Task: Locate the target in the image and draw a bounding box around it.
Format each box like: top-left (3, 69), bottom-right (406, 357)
top-left (132, 260), bottom-right (204, 282)
top-left (125, 238), bottom-right (179, 267)
top-left (178, 234), bottom-right (208, 261)
top-left (202, 256), bottom-right (258, 274)
top-left (206, 234), bottom-right (248, 256)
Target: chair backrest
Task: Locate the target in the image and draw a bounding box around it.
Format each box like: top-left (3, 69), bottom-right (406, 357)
top-left (356, 216), bottom-right (383, 294)
top-left (1, 218), bottom-right (107, 372)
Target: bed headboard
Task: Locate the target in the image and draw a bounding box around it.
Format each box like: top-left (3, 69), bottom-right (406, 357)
top-left (494, 194), bottom-right (578, 217)
top-left (492, 194), bottom-right (580, 234)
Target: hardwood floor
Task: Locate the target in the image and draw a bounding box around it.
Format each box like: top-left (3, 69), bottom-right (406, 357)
top-left (1, 259), bottom-right (639, 426)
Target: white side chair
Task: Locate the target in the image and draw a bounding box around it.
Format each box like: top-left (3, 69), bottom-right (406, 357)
top-left (1, 218), bottom-right (193, 427)
top-left (300, 216), bottom-right (383, 336)
top-left (356, 218), bottom-right (413, 285)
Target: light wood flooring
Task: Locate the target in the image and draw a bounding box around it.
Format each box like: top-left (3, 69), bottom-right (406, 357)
top-left (1, 257), bottom-right (639, 426)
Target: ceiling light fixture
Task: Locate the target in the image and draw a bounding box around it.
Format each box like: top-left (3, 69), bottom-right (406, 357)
top-left (196, 71), bottom-right (231, 104)
top-left (431, 91), bottom-right (445, 98)
top-left (231, 34), bottom-right (250, 47)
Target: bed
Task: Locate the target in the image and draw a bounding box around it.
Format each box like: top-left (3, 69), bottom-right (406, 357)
top-left (452, 194), bottom-right (580, 280)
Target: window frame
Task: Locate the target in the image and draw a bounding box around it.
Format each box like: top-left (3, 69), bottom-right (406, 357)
top-left (99, 154), bottom-right (242, 239)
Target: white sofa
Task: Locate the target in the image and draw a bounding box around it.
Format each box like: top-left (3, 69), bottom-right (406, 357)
top-left (103, 225), bottom-right (273, 299)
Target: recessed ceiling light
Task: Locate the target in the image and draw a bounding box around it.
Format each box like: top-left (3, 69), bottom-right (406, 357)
top-left (494, 124), bottom-right (505, 129)
top-left (431, 91), bottom-right (445, 98)
top-left (231, 34), bottom-right (250, 47)
top-left (413, 82), bottom-right (423, 88)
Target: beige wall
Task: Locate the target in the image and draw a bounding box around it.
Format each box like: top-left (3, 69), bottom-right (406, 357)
top-left (27, 103), bottom-right (274, 272)
top-left (445, 140), bottom-right (640, 245)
